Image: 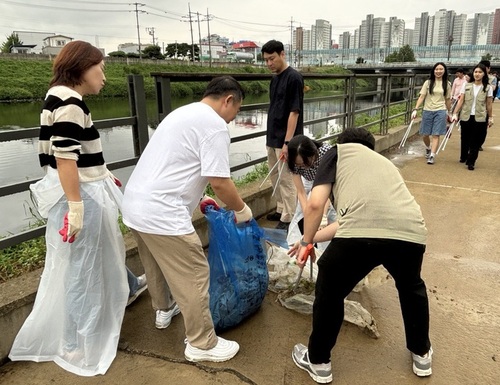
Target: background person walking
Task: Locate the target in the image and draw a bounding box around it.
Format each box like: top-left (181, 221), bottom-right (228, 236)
top-left (411, 62), bottom-right (452, 165)
top-left (261, 39), bottom-right (304, 231)
top-left (450, 68), bottom-right (466, 110)
top-left (452, 63), bottom-right (494, 171)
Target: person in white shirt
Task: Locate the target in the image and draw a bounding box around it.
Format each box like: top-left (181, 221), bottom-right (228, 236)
top-left (122, 76), bottom-right (252, 363)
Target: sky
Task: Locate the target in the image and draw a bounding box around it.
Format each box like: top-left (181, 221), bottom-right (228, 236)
top-left (0, 0), bottom-right (498, 54)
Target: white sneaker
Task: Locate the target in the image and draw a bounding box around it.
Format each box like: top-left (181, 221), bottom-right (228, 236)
top-left (292, 343), bottom-right (333, 383)
top-left (412, 347), bottom-right (433, 377)
top-left (127, 274), bottom-right (148, 306)
top-left (155, 304), bottom-right (181, 329)
top-left (184, 337), bottom-right (239, 362)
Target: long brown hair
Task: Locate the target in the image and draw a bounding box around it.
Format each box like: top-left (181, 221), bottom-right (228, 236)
top-left (50, 41), bottom-right (103, 88)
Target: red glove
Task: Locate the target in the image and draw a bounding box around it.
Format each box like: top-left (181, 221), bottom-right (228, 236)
top-left (59, 213), bottom-right (75, 243)
top-left (108, 171), bottom-right (122, 187)
top-left (297, 242), bottom-right (315, 268)
top-left (200, 196), bottom-right (220, 214)
top-left (113, 176), bottom-right (122, 187)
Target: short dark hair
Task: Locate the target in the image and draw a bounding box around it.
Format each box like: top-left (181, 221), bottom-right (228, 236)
top-left (202, 75), bottom-right (245, 102)
top-left (479, 60), bottom-right (491, 68)
top-left (287, 134), bottom-right (322, 171)
top-left (261, 40), bottom-right (284, 55)
top-left (50, 41), bottom-right (104, 87)
top-left (456, 68), bottom-right (464, 73)
top-left (337, 127), bottom-right (375, 150)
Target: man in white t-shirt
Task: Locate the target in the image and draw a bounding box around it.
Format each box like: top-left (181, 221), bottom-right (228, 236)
top-left (122, 76), bottom-right (252, 363)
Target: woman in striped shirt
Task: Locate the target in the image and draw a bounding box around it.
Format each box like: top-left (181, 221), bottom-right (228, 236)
top-left (9, 41), bottom-right (128, 376)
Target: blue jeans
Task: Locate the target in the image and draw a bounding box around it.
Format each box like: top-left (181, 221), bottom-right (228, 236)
top-left (420, 110), bottom-right (447, 136)
top-left (127, 267), bottom-right (139, 297)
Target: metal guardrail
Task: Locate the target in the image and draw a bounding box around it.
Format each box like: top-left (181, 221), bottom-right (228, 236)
top-left (1, 70), bottom-right (428, 250)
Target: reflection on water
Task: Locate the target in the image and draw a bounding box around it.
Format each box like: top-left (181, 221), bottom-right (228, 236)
top-left (0, 94), bottom-right (376, 235)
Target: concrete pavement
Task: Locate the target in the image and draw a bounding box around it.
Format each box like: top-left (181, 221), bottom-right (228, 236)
top-left (0, 102), bottom-right (499, 384)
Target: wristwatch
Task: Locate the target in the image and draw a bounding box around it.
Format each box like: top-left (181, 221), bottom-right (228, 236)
top-left (284, 140), bottom-right (290, 145)
top-left (300, 239), bottom-right (313, 249)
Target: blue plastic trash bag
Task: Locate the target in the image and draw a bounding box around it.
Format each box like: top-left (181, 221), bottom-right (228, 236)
top-left (205, 206), bottom-right (268, 332)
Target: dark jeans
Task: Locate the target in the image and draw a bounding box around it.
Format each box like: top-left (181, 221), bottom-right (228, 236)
top-left (460, 116), bottom-right (487, 166)
top-left (308, 237), bottom-right (431, 364)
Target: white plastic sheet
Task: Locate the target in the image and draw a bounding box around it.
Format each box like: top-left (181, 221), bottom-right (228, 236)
top-left (286, 178), bottom-right (336, 250)
top-left (9, 170), bottom-right (128, 376)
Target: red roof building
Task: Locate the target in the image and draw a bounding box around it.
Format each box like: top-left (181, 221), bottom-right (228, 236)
top-left (231, 41), bottom-right (260, 50)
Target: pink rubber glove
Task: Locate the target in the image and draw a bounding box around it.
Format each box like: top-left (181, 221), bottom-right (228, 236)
top-left (199, 196), bottom-right (220, 214)
top-left (59, 201), bottom-right (84, 243)
top-left (108, 171), bottom-right (122, 187)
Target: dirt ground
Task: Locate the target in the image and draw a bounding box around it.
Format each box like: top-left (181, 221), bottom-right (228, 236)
top-left (1, 124), bottom-right (499, 384)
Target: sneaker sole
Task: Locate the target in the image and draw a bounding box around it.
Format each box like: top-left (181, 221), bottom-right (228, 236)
top-left (413, 363), bottom-right (432, 377)
top-left (292, 352), bottom-right (333, 383)
top-left (126, 284), bottom-right (148, 306)
top-left (184, 351), bottom-right (238, 363)
top-left (184, 345), bottom-right (239, 362)
top-left (155, 307), bottom-right (181, 329)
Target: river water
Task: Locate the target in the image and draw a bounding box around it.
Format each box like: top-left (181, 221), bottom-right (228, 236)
top-left (0, 94), bottom-right (372, 236)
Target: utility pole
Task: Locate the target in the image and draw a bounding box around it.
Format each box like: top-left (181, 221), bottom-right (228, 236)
top-left (188, 4), bottom-right (195, 63)
top-left (206, 9), bottom-right (212, 67)
top-left (290, 17), bottom-right (293, 63)
top-left (146, 27), bottom-right (156, 45)
top-left (133, 3), bottom-right (145, 59)
top-left (196, 12), bottom-right (203, 66)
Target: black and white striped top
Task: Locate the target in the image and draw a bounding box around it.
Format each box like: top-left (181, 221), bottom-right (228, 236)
top-left (293, 142), bottom-right (332, 181)
top-left (38, 85), bottom-right (108, 182)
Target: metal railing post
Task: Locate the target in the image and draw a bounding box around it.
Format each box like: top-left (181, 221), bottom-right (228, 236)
top-left (154, 75), bottom-right (172, 123)
top-left (128, 74), bottom-right (149, 156)
top-left (381, 74), bottom-right (391, 135)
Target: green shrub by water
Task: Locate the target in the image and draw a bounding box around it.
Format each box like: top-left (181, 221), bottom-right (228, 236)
top-left (0, 57), bottom-right (356, 103)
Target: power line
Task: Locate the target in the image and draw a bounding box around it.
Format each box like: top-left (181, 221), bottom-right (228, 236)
top-left (0, 0), bottom-right (130, 12)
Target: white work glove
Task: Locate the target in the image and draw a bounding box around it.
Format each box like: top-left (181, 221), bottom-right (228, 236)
top-left (59, 201), bottom-right (84, 243)
top-left (411, 109), bottom-right (417, 120)
top-left (488, 117), bottom-right (494, 127)
top-left (234, 203), bottom-right (253, 224)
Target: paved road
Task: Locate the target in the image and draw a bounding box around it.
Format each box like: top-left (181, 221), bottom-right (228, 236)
top-left (1, 103), bottom-right (499, 384)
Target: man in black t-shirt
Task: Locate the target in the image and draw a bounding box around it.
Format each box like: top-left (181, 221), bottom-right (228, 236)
top-left (262, 40), bottom-right (304, 231)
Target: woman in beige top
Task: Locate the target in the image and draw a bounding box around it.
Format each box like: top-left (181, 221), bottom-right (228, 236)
top-left (411, 62), bottom-right (452, 165)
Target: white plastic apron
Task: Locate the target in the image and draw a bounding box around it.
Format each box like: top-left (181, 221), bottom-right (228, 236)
top-left (286, 177), bottom-right (336, 251)
top-left (9, 168), bottom-right (129, 376)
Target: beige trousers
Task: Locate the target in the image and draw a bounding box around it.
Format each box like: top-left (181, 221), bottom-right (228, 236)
top-left (131, 229), bottom-right (217, 349)
top-left (267, 146), bottom-right (297, 222)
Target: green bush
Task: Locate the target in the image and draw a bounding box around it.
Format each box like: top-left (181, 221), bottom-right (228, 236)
top-left (0, 86), bottom-right (33, 100)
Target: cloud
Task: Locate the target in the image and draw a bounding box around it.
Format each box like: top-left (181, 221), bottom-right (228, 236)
top-left (0, 0), bottom-right (498, 54)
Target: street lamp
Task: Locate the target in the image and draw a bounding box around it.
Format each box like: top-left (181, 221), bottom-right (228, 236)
top-left (447, 35), bottom-right (454, 62)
